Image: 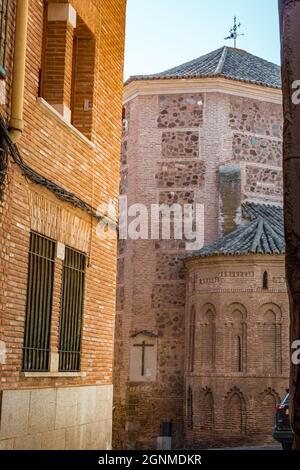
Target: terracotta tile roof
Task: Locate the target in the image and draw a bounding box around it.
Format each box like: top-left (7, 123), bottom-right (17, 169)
top-left (126, 46), bottom-right (281, 89)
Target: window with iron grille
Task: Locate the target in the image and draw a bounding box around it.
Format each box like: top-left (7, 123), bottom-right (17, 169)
top-left (58, 247), bottom-right (86, 372)
top-left (22, 232), bottom-right (56, 371)
top-left (0, 0), bottom-right (9, 79)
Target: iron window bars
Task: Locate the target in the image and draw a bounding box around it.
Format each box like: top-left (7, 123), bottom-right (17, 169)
top-left (22, 232), bottom-right (56, 371)
top-left (58, 246), bottom-right (86, 372)
top-left (0, 0), bottom-right (9, 79)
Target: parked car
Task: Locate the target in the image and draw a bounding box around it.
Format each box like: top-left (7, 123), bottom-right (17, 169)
top-left (272, 393), bottom-right (294, 450)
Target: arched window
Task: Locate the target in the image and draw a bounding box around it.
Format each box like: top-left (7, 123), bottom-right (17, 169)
top-left (260, 304), bottom-right (282, 375)
top-left (199, 305), bottom-right (216, 371)
top-left (263, 311), bottom-right (278, 374)
top-left (225, 305), bottom-right (247, 373)
top-left (257, 390), bottom-right (279, 433)
top-left (187, 387), bottom-right (193, 429)
top-left (224, 389), bottom-right (246, 436)
top-left (263, 271), bottom-right (268, 290)
top-left (198, 388), bottom-right (214, 434)
top-left (235, 335), bottom-right (242, 373)
top-left (189, 307), bottom-right (196, 372)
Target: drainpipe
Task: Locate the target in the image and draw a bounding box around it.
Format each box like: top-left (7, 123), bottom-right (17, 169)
top-left (8, 0), bottom-right (29, 143)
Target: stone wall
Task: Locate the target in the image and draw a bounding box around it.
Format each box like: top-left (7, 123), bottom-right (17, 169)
top-left (157, 94), bottom-right (203, 128)
top-left (0, 385), bottom-right (112, 450)
top-left (229, 96), bottom-right (283, 203)
top-left (229, 97), bottom-right (282, 137)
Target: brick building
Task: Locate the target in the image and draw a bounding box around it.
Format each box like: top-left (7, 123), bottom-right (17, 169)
top-left (0, 0), bottom-right (126, 449)
top-left (114, 47), bottom-right (289, 449)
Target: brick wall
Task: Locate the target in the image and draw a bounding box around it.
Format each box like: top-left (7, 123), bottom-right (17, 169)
top-left (0, 0), bottom-right (126, 450)
top-left (185, 256), bottom-right (289, 448)
top-left (114, 83), bottom-right (285, 449)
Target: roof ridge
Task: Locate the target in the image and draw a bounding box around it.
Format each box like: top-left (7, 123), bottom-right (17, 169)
top-left (215, 46), bottom-right (228, 75)
top-left (125, 46), bottom-right (281, 89)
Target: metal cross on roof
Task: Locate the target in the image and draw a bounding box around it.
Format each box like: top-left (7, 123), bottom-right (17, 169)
top-left (225, 16), bottom-right (244, 48)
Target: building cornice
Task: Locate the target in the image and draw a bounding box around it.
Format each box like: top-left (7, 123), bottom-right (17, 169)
top-left (123, 77), bottom-right (282, 105)
top-left (185, 253), bottom-right (285, 269)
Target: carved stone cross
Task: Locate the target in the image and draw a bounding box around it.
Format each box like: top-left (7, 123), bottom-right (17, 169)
top-left (133, 340), bottom-right (154, 376)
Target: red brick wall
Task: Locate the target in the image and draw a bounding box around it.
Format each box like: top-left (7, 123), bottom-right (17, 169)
top-left (0, 0), bottom-right (126, 391)
top-left (42, 19), bottom-right (74, 108)
top-left (185, 256), bottom-right (289, 448)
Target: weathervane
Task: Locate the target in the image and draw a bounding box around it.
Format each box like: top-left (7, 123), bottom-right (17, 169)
top-left (225, 16), bottom-right (244, 48)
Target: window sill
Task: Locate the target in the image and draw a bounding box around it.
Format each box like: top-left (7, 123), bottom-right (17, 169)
top-left (36, 97), bottom-right (95, 150)
top-left (21, 371), bottom-right (87, 378)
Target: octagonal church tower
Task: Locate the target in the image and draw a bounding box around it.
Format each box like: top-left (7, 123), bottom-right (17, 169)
top-left (114, 46), bottom-right (288, 449)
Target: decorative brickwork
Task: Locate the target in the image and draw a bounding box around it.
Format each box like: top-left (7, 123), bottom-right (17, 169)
top-left (185, 256), bottom-right (289, 448)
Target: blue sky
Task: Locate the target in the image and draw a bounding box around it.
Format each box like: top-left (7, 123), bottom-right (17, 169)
top-left (124, 0), bottom-right (280, 79)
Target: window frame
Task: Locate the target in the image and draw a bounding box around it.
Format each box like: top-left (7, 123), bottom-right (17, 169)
top-left (0, 0), bottom-right (9, 79)
top-left (58, 245), bottom-right (86, 372)
top-left (22, 231), bottom-right (56, 372)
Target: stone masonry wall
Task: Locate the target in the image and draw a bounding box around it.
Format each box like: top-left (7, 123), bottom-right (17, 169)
top-left (229, 96), bottom-right (283, 203)
top-left (114, 84), bottom-right (284, 449)
top-left (114, 91), bottom-right (236, 449)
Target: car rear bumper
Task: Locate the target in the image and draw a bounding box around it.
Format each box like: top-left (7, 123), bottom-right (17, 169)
top-left (272, 428), bottom-right (294, 444)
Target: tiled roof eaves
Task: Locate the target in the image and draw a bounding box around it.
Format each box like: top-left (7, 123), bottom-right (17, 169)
top-left (124, 73), bottom-right (282, 90)
top-left (187, 250), bottom-right (285, 261)
top-left (186, 202), bottom-right (285, 260)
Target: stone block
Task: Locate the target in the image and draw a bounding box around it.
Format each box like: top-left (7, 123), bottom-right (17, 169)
top-left (96, 384), bottom-right (113, 403)
top-left (77, 386), bottom-right (97, 425)
top-left (98, 421), bottom-right (112, 450)
top-left (14, 433), bottom-right (42, 450)
top-left (55, 387), bottom-right (79, 429)
top-left (65, 425), bottom-right (85, 450)
top-left (28, 388), bottom-right (56, 434)
top-left (95, 385), bottom-right (113, 421)
top-left (83, 421), bottom-right (102, 450)
top-left (40, 428), bottom-right (66, 450)
top-left (0, 438), bottom-right (14, 450)
top-left (0, 390), bottom-right (30, 439)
